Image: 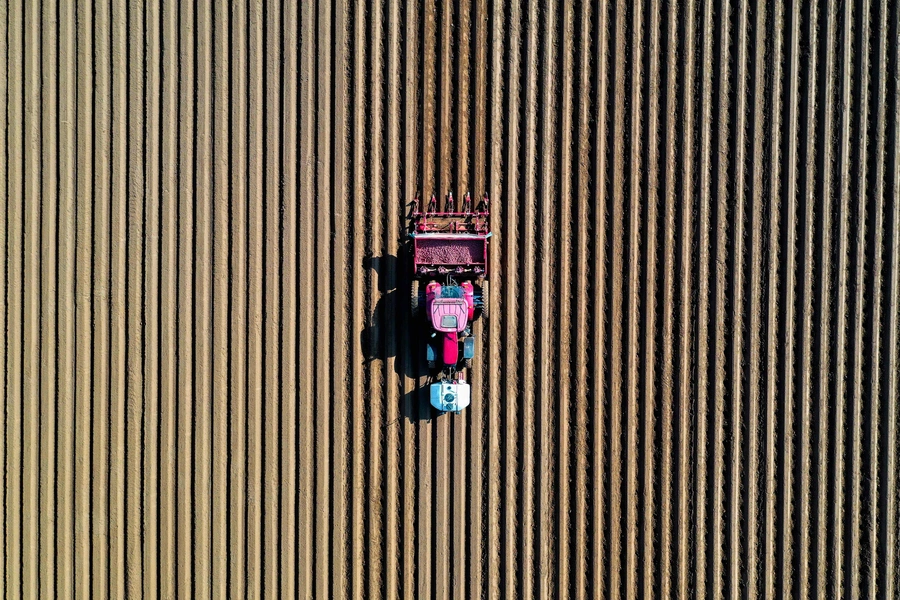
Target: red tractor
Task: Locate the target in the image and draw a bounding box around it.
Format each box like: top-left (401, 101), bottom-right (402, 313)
top-left (409, 192), bottom-right (490, 412)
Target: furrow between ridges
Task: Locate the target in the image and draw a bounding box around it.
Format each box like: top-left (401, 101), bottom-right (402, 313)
top-left (73, 0), bottom-right (95, 595)
top-left (763, 3), bottom-right (785, 598)
top-left (158, 0), bottom-right (179, 595)
top-left (349, 2), bottom-right (368, 597)
top-left (675, 2), bottom-right (696, 597)
top-left (572, 1), bottom-right (593, 598)
top-left (693, 0), bottom-right (715, 595)
top-left (516, 0), bottom-right (540, 597)
top-left (501, 1), bottom-right (522, 597)
top-left (142, 1), bottom-right (163, 597)
top-left (56, 0), bottom-right (77, 595)
top-left (538, 0), bottom-right (559, 596)
top-left (641, 0), bottom-right (661, 595)
top-left (279, 0), bottom-right (300, 596)
top-left (5, 2), bottom-right (25, 597)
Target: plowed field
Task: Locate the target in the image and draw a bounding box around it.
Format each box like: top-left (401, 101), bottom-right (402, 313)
top-left (2, 0), bottom-right (900, 598)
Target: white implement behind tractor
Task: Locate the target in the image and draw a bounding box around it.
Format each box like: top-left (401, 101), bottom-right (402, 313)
top-left (429, 377), bottom-right (471, 413)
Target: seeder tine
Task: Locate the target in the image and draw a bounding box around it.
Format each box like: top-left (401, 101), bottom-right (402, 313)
top-left (428, 193), bottom-right (437, 213)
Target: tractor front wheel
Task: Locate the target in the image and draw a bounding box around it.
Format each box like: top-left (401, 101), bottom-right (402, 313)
top-left (410, 279), bottom-right (420, 318)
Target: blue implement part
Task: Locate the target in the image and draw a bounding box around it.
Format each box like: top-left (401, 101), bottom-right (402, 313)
top-left (426, 339), bottom-right (437, 363)
top-left (439, 285), bottom-right (464, 298)
top-left (463, 336), bottom-right (475, 359)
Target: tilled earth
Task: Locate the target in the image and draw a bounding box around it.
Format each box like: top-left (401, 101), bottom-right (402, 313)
top-left (2, 1), bottom-right (900, 599)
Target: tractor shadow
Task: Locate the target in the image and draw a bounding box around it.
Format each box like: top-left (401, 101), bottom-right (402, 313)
top-left (361, 254), bottom-right (438, 423)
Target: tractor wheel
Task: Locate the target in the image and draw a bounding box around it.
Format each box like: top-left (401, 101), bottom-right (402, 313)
top-left (474, 280), bottom-right (489, 320)
top-left (410, 279), bottom-right (420, 318)
top-left (427, 359), bottom-right (436, 370)
top-left (464, 358), bottom-right (473, 370)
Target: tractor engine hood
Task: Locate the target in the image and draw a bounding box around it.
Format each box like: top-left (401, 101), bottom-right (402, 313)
top-left (429, 298), bottom-right (469, 332)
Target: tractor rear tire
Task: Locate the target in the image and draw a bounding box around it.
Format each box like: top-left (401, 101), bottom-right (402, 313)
top-left (410, 280), bottom-right (420, 318)
top-left (477, 280), bottom-right (489, 320)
